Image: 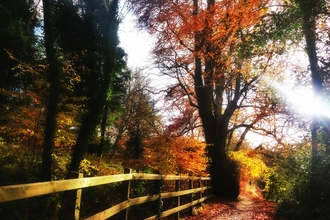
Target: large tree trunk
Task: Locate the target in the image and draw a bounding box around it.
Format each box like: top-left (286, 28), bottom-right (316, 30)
top-left (192, 0), bottom-right (240, 199)
top-left (40, 0), bottom-right (61, 181)
top-left (195, 81), bottom-right (240, 199)
top-left (206, 121), bottom-right (240, 199)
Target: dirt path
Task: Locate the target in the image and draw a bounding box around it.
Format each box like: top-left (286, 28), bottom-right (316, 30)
top-left (185, 197), bottom-right (276, 220)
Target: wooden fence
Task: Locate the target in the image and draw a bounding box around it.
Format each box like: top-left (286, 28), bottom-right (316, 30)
top-left (0, 169), bottom-right (213, 220)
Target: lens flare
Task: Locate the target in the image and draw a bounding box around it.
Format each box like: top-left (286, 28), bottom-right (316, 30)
top-left (262, 75), bottom-right (330, 118)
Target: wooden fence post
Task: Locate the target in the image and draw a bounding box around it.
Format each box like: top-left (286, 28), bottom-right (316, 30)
top-left (120, 168), bottom-right (131, 220)
top-left (205, 179), bottom-right (210, 196)
top-left (153, 172), bottom-right (163, 218)
top-left (64, 171), bottom-right (83, 220)
top-left (74, 172), bottom-right (83, 220)
top-left (175, 177), bottom-right (181, 220)
top-left (198, 180), bottom-right (202, 201)
top-left (189, 179), bottom-right (193, 215)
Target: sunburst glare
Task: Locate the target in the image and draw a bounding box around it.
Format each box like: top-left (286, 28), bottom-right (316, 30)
top-left (262, 75), bottom-right (330, 118)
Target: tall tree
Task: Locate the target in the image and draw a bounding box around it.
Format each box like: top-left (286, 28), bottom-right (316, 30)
top-left (65, 0), bottom-right (122, 175)
top-left (97, 48), bottom-right (130, 157)
top-left (40, 0), bottom-right (62, 180)
top-left (292, 0), bottom-right (330, 216)
top-left (59, 0), bottom-right (126, 217)
top-left (293, 0), bottom-right (328, 171)
top-left (128, 0), bottom-right (282, 198)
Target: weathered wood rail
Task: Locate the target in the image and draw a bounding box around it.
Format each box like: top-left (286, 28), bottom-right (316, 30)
top-left (0, 169), bottom-right (213, 219)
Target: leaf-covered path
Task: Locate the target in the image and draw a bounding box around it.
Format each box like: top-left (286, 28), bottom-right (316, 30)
top-left (185, 197), bottom-right (276, 220)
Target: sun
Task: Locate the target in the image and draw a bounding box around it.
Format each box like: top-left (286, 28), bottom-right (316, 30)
top-left (288, 88), bottom-right (314, 115)
top-left (264, 75), bottom-right (330, 118)
top-left (290, 89), bottom-right (330, 118)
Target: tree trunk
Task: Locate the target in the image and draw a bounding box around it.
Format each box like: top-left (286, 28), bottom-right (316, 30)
top-left (205, 117), bottom-right (240, 199)
top-left (300, 0), bottom-right (329, 214)
top-left (192, 0), bottom-right (240, 199)
top-left (67, 0), bottom-right (119, 175)
top-left (301, 0), bottom-right (325, 181)
top-left (40, 0), bottom-right (61, 181)
top-left (98, 101), bottom-right (109, 157)
top-left (64, 1), bottom-right (119, 218)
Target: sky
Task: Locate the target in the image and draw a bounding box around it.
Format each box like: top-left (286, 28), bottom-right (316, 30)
top-left (118, 12), bottom-right (155, 69)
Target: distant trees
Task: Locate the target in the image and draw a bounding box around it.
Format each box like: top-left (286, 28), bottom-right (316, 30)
top-left (109, 70), bottom-right (208, 175)
top-left (104, 70), bottom-right (161, 160)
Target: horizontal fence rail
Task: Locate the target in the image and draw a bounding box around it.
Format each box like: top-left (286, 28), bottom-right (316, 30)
top-left (0, 170), bottom-right (213, 220)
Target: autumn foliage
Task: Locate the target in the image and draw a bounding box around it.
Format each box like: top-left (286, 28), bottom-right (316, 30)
top-left (121, 134), bottom-right (208, 176)
top-left (230, 149), bottom-right (268, 200)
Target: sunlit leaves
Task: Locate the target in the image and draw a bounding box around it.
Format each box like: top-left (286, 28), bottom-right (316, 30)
top-left (171, 136), bottom-right (208, 175)
top-left (230, 149), bottom-right (268, 179)
top-left (0, 52), bottom-right (47, 150)
top-left (54, 113), bottom-right (77, 148)
top-left (142, 135), bottom-right (208, 175)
